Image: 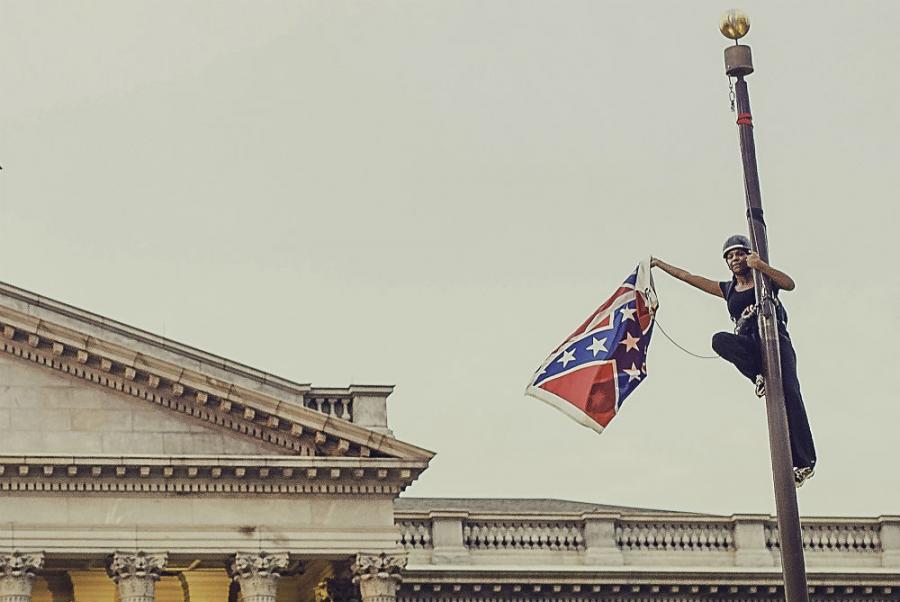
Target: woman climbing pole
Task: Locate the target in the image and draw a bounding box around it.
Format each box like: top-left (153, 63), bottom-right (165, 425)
top-left (651, 234), bottom-right (816, 487)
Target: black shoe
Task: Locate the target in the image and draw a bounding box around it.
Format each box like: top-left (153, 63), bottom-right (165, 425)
top-left (794, 466), bottom-right (814, 488)
top-left (755, 375), bottom-right (766, 398)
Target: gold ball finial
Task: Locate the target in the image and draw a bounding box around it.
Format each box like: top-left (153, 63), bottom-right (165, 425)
top-left (720, 9), bottom-right (750, 40)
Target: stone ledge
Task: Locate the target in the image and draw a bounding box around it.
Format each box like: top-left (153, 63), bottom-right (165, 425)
top-left (0, 527), bottom-right (400, 556)
top-left (0, 455), bottom-right (428, 495)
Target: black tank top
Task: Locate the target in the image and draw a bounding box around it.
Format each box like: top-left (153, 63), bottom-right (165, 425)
top-left (719, 279), bottom-right (789, 326)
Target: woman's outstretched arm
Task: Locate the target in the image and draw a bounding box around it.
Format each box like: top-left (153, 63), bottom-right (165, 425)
top-left (651, 257), bottom-right (724, 298)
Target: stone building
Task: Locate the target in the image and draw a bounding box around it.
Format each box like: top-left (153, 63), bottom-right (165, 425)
top-left (0, 281), bottom-right (896, 602)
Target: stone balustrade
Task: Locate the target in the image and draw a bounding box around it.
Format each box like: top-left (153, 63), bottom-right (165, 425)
top-left (304, 395), bottom-right (353, 421)
top-left (768, 518), bottom-right (884, 563)
top-left (398, 519), bottom-right (433, 550)
top-left (766, 519), bottom-right (882, 554)
top-left (464, 520), bottom-right (584, 552)
top-left (616, 519), bottom-right (734, 552)
top-left (304, 385), bottom-right (396, 436)
top-left (396, 512), bottom-right (900, 569)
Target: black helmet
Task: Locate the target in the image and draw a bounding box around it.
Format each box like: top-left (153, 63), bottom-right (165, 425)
top-left (722, 234), bottom-right (751, 258)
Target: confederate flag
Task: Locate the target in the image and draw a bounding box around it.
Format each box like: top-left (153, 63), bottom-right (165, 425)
top-left (526, 261), bottom-right (657, 433)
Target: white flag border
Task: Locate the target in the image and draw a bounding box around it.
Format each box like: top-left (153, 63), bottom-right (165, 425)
top-left (525, 385), bottom-right (608, 435)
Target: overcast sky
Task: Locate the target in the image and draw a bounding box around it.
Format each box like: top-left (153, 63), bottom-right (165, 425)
top-left (1, 2), bottom-right (897, 517)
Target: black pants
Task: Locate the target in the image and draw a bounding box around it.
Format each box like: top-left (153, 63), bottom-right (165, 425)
top-left (711, 331), bottom-right (817, 470)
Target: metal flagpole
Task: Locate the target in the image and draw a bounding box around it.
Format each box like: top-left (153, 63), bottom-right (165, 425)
top-left (719, 10), bottom-right (809, 602)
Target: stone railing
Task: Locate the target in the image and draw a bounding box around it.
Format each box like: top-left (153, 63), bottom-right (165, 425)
top-left (398, 520), bottom-right (433, 550)
top-left (303, 394), bottom-right (353, 421)
top-left (766, 519), bottom-right (882, 554)
top-left (395, 511), bottom-right (900, 569)
top-left (616, 519), bottom-right (734, 552)
top-left (303, 386), bottom-right (396, 436)
top-left (464, 520), bottom-right (584, 552)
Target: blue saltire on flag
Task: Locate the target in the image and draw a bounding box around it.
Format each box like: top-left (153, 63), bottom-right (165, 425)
top-left (525, 261), bottom-right (658, 433)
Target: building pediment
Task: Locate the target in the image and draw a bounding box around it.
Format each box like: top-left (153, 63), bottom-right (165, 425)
top-left (0, 282), bottom-right (433, 479)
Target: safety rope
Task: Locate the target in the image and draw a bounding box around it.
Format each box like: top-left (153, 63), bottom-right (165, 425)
top-left (654, 317), bottom-right (719, 360)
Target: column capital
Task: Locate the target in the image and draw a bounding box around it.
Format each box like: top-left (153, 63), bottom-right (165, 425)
top-left (106, 552), bottom-right (168, 602)
top-left (0, 552), bottom-right (44, 602)
top-left (106, 551), bottom-right (168, 582)
top-left (227, 552), bottom-right (290, 580)
top-left (0, 553), bottom-right (44, 579)
top-left (351, 553), bottom-right (406, 602)
top-left (351, 552), bottom-right (406, 582)
top-left (228, 552), bottom-right (290, 602)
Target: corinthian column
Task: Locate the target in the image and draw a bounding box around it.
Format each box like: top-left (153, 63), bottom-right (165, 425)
top-left (228, 552), bottom-right (289, 602)
top-left (106, 551), bottom-right (168, 602)
top-left (351, 553), bottom-right (406, 602)
top-left (0, 553), bottom-right (44, 602)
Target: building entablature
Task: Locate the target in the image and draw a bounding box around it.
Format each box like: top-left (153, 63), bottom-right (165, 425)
top-left (0, 454), bottom-right (427, 496)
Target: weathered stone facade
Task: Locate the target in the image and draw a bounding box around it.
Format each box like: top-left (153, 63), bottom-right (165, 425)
top-left (0, 281), bottom-right (896, 602)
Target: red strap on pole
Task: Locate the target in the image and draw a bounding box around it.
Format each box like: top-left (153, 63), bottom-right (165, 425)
top-left (737, 112), bottom-right (753, 126)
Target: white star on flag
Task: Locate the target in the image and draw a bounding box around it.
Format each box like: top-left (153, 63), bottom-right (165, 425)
top-left (586, 337), bottom-right (608, 357)
top-left (619, 332), bottom-right (640, 352)
top-left (557, 348), bottom-right (576, 368)
top-left (619, 306), bottom-right (637, 321)
top-left (623, 362), bottom-right (642, 382)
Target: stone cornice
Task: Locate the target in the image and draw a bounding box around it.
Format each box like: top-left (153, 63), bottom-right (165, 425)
top-left (0, 281), bottom-right (316, 397)
top-left (395, 510), bottom-right (706, 522)
top-left (0, 455), bottom-right (428, 496)
top-left (0, 301), bottom-right (434, 464)
top-left (396, 509), bottom-right (887, 526)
